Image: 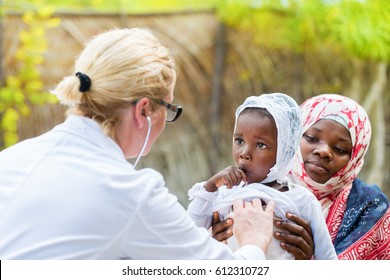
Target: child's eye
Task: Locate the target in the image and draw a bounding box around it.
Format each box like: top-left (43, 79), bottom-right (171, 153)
top-left (234, 138), bottom-right (243, 145)
top-left (256, 142), bottom-right (267, 149)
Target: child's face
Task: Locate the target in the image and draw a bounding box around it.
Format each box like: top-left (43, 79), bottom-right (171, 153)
top-left (232, 111), bottom-right (277, 184)
top-left (300, 119), bottom-right (352, 184)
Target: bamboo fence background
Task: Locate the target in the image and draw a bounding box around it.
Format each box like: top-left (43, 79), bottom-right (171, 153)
top-left (2, 11), bottom-right (389, 206)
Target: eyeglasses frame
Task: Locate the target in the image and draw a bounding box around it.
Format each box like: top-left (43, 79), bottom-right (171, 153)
top-left (133, 97), bottom-right (182, 122)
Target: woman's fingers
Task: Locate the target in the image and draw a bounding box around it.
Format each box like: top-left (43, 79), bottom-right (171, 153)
top-left (285, 213), bottom-right (313, 239)
top-left (211, 212), bottom-right (233, 242)
top-left (274, 213), bottom-right (314, 260)
top-left (211, 211), bottom-right (220, 227)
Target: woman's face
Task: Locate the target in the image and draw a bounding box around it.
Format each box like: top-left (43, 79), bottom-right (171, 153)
top-left (232, 111), bottom-right (277, 184)
top-left (300, 119), bottom-right (352, 184)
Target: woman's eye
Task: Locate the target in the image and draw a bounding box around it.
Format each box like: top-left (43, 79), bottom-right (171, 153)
top-left (334, 147), bottom-right (346, 154)
top-left (304, 134), bottom-right (317, 142)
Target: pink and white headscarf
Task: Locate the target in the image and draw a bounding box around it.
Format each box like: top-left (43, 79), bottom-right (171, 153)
top-left (288, 94), bottom-right (371, 216)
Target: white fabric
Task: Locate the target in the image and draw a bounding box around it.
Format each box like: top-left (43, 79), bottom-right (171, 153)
top-left (0, 115), bottom-right (266, 260)
top-left (234, 93), bottom-right (302, 183)
top-left (321, 114), bottom-right (348, 129)
top-left (187, 181), bottom-right (338, 260)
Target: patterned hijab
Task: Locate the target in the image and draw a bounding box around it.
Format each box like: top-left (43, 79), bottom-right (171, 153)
top-left (289, 94), bottom-right (371, 215)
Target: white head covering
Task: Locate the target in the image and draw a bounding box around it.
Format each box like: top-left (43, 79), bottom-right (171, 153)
top-left (234, 93), bottom-right (303, 183)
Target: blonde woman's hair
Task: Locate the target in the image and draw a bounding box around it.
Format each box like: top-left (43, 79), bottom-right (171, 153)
top-left (51, 27), bottom-right (176, 138)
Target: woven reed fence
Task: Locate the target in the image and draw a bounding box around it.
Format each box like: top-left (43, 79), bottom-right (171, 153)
top-left (2, 11), bottom-right (390, 205)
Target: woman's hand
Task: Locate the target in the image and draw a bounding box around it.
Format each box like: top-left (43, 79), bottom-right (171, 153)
top-left (211, 212), bottom-right (234, 243)
top-left (273, 212), bottom-right (314, 260)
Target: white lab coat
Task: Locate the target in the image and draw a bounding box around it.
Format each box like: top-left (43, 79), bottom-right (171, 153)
top-left (0, 115), bottom-right (264, 260)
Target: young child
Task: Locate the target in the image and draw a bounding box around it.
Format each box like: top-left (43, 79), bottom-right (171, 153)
top-left (187, 93), bottom-right (337, 260)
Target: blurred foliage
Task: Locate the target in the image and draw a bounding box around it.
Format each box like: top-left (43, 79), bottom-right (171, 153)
top-left (4, 0), bottom-right (387, 62)
top-left (0, 0), bottom-right (60, 148)
top-left (3, 0), bottom-right (215, 13)
top-left (3, 0), bottom-right (388, 61)
top-left (215, 0), bottom-right (390, 61)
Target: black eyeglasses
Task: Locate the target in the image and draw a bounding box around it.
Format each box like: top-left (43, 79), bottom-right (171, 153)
top-left (132, 97), bottom-right (183, 122)
top-left (150, 98), bottom-right (182, 122)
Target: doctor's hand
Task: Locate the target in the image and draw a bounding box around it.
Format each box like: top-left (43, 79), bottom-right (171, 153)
top-left (233, 199), bottom-right (275, 253)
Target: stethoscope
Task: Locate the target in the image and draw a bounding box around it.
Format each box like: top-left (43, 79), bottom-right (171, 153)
top-left (133, 116), bottom-right (151, 168)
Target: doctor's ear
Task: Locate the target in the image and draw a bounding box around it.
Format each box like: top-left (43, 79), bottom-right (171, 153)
top-left (133, 97), bottom-right (151, 127)
top-left (142, 110), bottom-right (151, 124)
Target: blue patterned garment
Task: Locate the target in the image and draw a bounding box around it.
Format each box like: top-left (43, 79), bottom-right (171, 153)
top-left (333, 178), bottom-right (389, 255)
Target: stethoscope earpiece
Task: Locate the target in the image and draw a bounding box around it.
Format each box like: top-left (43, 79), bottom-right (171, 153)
top-left (133, 115), bottom-right (152, 168)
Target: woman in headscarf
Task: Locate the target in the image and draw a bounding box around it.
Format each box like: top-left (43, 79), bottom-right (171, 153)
top-left (287, 93), bottom-right (390, 260)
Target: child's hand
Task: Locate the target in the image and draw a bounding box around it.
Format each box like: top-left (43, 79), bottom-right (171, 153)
top-left (204, 166), bottom-right (247, 192)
